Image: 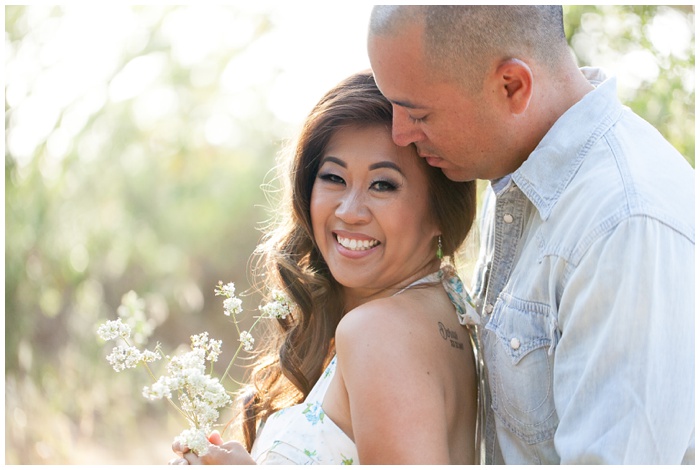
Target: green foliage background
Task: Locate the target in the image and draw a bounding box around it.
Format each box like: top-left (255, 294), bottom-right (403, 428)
top-left (5, 5), bottom-right (695, 464)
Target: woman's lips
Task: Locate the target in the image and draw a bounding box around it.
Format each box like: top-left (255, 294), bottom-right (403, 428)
top-left (333, 232), bottom-right (380, 258)
top-left (336, 235), bottom-right (379, 251)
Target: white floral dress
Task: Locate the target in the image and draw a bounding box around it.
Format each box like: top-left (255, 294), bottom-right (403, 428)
top-left (250, 354), bottom-right (357, 465)
top-left (249, 269), bottom-right (478, 465)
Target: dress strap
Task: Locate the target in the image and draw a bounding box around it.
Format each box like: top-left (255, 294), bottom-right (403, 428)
top-left (393, 267), bottom-right (480, 326)
top-left (392, 272), bottom-right (441, 296)
top-left (437, 266), bottom-right (480, 326)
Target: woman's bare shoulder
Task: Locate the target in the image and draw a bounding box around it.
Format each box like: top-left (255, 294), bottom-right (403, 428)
top-left (335, 284), bottom-right (454, 361)
top-left (332, 286), bottom-right (468, 464)
top-left (337, 286), bottom-right (440, 333)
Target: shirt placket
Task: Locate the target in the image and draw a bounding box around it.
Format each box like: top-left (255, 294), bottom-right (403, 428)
top-left (481, 183), bottom-right (527, 464)
top-left (484, 185), bottom-right (526, 314)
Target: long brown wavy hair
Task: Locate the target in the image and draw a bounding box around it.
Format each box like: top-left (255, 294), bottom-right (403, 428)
top-left (233, 70), bottom-right (477, 451)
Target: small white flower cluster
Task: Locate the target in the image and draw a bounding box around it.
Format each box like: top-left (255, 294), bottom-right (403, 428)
top-left (106, 344), bottom-right (160, 372)
top-left (143, 338), bottom-right (232, 455)
top-left (239, 331), bottom-right (254, 351)
top-left (97, 318), bottom-right (131, 341)
top-left (214, 282), bottom-right (251, 354)
top-left (175, 428), bottom-right (210, 456)
top-left (98, 318), bottom-right (161, 372)
top-left (191, 332), bottom-right (222, 362)
top-left (215, 281), bottom-right (243, 316)
top-left (259, 289), bottom-right (294, 320)
top-left (223, 297), bottom-right (243, 316)
top-left (98, 282), bottom-right (298, 457)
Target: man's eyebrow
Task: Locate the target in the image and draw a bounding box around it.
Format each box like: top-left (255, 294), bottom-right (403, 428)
top-left (389, 98), bottom-right (424, 110)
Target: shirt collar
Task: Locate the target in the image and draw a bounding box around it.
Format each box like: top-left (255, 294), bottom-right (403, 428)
top-left (504, 67), bottom-right (624, 220)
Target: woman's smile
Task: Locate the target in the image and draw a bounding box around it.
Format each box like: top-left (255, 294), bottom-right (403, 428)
top-left (335, 232), bottom-right (381, 253)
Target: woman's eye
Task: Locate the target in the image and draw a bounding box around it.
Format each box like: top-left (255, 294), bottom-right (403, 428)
top-left (409, 115), bottom-right (426, 124)
top-left (318, 173), bottom-right (345, 185)
top-left (371, 179), bottom-right (398, 192)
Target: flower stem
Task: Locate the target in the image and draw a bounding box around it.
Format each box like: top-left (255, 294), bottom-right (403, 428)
top-left (222, 342), bottom-right (244, 384)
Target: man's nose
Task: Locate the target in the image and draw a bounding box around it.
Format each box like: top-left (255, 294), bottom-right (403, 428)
top-left (392, 108), bottom-right (423, 147)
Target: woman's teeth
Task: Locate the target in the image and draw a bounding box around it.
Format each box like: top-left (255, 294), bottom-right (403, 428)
top-left (337, 236), bottom-right (379, 251)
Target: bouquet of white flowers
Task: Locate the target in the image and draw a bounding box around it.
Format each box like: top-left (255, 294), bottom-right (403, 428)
top-left (96, 281), bottom-right (293, 456)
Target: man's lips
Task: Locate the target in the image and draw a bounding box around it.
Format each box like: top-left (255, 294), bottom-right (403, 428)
top-left (421, 155), bottom-right (444, 167)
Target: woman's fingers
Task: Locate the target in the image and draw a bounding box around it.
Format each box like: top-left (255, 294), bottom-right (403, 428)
top-left (208, 430), bottom-right (224, 446)
top-left (172, 439), bottom-right (189, 456)
top-left (169, 433), bottom-right (255, 465)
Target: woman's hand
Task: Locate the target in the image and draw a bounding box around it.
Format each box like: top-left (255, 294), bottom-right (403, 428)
top-left (168, 431), bottom-right (256, 465)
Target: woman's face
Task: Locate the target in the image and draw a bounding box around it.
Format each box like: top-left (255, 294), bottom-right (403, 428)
top-left (310, 124), bottom-right (441, 308)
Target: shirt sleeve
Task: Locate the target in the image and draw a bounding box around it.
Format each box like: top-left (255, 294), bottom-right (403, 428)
top-left (553, 216), bottom-right (694, 464)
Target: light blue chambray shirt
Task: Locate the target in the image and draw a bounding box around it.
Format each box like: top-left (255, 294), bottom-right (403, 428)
top-left (471, 67), bottom-right (695, 464)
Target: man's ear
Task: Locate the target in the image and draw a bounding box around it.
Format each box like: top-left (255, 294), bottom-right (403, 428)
top-left (495, 58), bottom-right (533, 115)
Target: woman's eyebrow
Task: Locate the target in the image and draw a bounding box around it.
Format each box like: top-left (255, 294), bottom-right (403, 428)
top-left (319, 156), bottom-right (404, 176)
top-left (369, 161), bottom-right (404, 175)
top-left (319, 156), bottom-right (346, 168)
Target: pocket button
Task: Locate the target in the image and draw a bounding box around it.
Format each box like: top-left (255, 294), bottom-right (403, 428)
top-left (510, 337), bottom-right (521, 350)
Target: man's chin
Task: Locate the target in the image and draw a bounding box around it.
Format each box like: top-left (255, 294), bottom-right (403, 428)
top-left (441, 167), bottom-right (474, 182)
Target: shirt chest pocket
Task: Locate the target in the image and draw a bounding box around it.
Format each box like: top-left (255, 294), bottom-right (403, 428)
top-left (484, 293), bottom-right (559, 444)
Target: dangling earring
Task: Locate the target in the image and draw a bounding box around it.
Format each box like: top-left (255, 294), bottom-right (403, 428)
top-left (436, 235), bottom-right (443, 260)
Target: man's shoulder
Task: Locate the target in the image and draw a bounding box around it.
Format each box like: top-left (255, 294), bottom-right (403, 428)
top-left (570, 111), bottom-right (694, 240)
top-left (519, 119), bottom-right (695, 266)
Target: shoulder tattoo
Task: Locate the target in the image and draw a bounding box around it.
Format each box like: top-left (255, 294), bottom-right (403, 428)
top-left (438, 322), bottom-right (464, 350)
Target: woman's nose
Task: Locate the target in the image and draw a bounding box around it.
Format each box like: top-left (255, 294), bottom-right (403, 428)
top-left (335, 190), bottom-right (371, 225)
